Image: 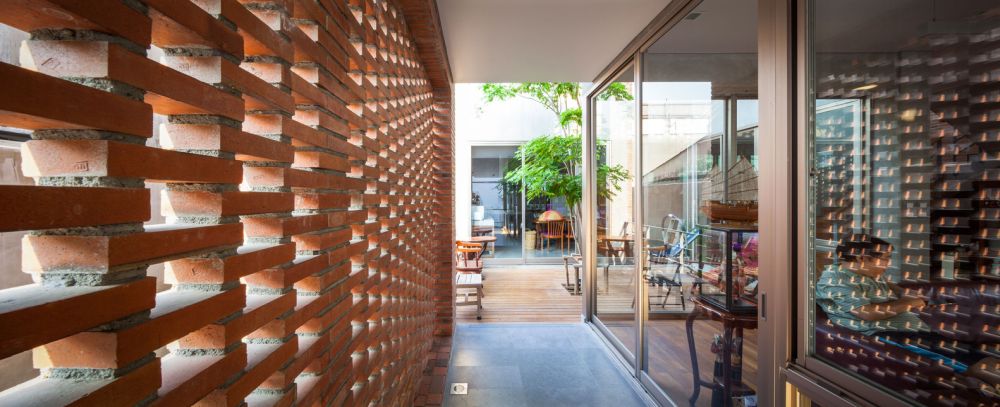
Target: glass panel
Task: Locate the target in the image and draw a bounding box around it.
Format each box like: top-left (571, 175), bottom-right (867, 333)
top-left (736, 99), bottom-right (760, 172)
top-left (471, 146), bottom-right (522, 259)
top-left (641, 0), bottom-right (760, 404)
top-left (806, 1), bottom-right (1000, 405)
top-left (526, 195), bottom-right (572, 260)
top-left (594, 66), bottom-right (638, 356)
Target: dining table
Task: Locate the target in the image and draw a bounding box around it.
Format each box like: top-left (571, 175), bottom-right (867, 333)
top-left (466, 235), bottom-right (497, 257)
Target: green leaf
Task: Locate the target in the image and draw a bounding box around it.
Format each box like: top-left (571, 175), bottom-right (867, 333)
top-left (481, 83), bottom-right (518, 102)
top-left (559, 108), bottom-right (583, 129)
top-left (502, 134), bottom-right (631, 216)
top-left (597, 82), bottom-right (634, 101)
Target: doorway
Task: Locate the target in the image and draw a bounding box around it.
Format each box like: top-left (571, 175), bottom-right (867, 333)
top-left (471, 144), bottom-right (573, 265)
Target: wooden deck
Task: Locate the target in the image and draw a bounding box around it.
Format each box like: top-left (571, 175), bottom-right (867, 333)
top-left (455, 263), bottom-right (701, 322)
top-left (454, 264), bottom-right (759, 406)
top-left (455, 266), bottom-right (582, 323)
top-left (606, 320), bottom-right (758, 406)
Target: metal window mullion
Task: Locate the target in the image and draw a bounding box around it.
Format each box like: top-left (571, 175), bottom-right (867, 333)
top-left (633, 53), bottom-right (646, 378)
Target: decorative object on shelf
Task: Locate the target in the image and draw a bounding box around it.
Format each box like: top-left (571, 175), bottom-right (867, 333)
top-left (696, 224), bottom-right (759, 314)
top-left (727, 156), bottom-right (758, 201)
top-left (700, 200), bottom-right (758, 224)
top-left (702, 156), bottom-right (758, 203)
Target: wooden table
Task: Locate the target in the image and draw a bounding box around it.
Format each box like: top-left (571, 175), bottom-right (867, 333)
top-left (455, 273), bottom-right (483, 320)
top-left (471, 226), bottom-right (493, 236)
top-left (467, 235), bottom-right (497, 257)
top-left (601, 234), bottom-right (633, 246)
top-left (686, 296), bottom-right (757, 406)
top-left (562, 255), bottom-right (583, 295)
top-left (562, 255), bottom-right (628, 295)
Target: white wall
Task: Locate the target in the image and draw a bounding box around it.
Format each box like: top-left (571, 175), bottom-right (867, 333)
top-left (454, 83), bottom-right (561, 239)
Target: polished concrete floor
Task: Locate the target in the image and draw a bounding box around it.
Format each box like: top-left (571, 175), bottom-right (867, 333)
top-left (444, 323), bottom-right (652, 407)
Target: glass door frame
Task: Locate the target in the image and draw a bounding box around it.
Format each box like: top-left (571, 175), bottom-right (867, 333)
top-left (470, 142), bottom-right (525, 266)
top-left (586, 59), bottom-right (642, 370)
top-left (785, 0), bottom-right (939, 405)
top-left (582, 0), bottom-right (793, 405)
top-left (470, 141), bottom-right (569, 266)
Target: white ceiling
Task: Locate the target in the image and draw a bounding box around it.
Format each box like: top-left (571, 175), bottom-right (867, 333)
top-left (437, 0), bottom-right (672, 83)
top-left (647, 0), bottom-right (757, 54)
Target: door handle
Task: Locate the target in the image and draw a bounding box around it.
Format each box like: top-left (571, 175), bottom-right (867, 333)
top-left (760, 291), bottom-right (766, 321)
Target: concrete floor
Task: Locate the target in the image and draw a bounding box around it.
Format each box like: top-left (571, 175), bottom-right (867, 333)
top-left (444, 323), bottom-right (653, 407)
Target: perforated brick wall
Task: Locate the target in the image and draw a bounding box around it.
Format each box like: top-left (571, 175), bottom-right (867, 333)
top-left (0, 0), bottom-right (452, 405)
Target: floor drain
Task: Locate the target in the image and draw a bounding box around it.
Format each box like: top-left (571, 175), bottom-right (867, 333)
top-left (450, 383), bottom-right (468, 395)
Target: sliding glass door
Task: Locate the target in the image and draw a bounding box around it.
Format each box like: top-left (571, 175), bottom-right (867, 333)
top-left (586, 0), bottom-right (764, 405)
top-left (471, 146), bottom-right (523, 261)
top-left (795, 0), bottom-right (1000, 405)
top-left (592, 65), bottom-right (639, 360)
top-left (470, 144), bottom-right (572, 264)
top-left (638, 1), bottom-right (760, 405)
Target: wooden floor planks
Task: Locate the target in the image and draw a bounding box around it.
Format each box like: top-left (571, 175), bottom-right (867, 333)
top-left (455, 265), bottom-right (759, 406)
top-left (456, 266), bottom-right (582, 323)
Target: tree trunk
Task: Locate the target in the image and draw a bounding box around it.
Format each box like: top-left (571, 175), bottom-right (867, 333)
top-left (570, 204), bottom-right (583, 256)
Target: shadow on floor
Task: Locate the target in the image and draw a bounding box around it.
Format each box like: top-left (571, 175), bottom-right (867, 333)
top-left (444, 323), bottom-right (652, 407)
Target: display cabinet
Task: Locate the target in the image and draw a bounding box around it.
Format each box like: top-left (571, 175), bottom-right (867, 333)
top-left (696, 224), bottom-right (759, 314)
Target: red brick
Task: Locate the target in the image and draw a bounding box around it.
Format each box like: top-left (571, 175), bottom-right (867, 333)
top-left (161, 190), bottom-right (294, 217)
top-left (22, 223), bottom-right (243, 273)
top-left (243, 254), bottom-right (328, 289)
top-left (146, 0), bottom-right (244, 58)
top-left (243, 213), bottom-right (329, 238)
top-left (162, 123), bottom-right (293, 162)
top-left (0, 357), bottom-right (161, 406)
top-left (0, 278), bottom-right (156, 360)
top-left (34, 288), bottom-right (245, 369)
top-left (166, 243), bottom-right (295, 284)
top-left (220, 0), bottom-right (293, 59)
top-left (198, 340), bottom-right (298, 406)
top-left (156, 345), bottom-right (248, 407)
top-left (0, 0), bottom-right (152, 47)
top-left (23, 41), bottom-right (244, 120)
top-left (0, 185), bottom-right (149, 232)
top-left (0, 63), bottom-right (152, 137)
top-left (22, 140), bottom-right (241, 184)
top-left (0, 1), bottom-right (454, 406)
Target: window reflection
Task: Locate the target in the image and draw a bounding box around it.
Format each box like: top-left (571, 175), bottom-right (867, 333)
top-left (593, 66), bottom-right (638, 357)
top-left (640, 0), bottom-right (760, 404)
top-left (808, 0), bottom-right (1000, 404)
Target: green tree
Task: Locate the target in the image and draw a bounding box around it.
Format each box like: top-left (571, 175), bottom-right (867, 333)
top-left (482, 82), bottom-right (633, 253)
top-left (482, 83), bottom-right (583, 136)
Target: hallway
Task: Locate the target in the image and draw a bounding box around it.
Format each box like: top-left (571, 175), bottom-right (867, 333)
top-left (444, 324), bottom-right (652, 406)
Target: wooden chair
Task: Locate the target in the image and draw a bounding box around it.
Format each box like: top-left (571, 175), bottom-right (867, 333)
top-left (636, 221), bottom-right (701, 310)
top-left (563, 217), bottom-right (575, 250)
top-left (539, 219), bottom-right (566, 253)
top-left (455, 241), bottom-right (485, 304)
top-left (603, 221), bottom-right (631, 263)
top-left (455, 241), bottom-right (484, 277)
